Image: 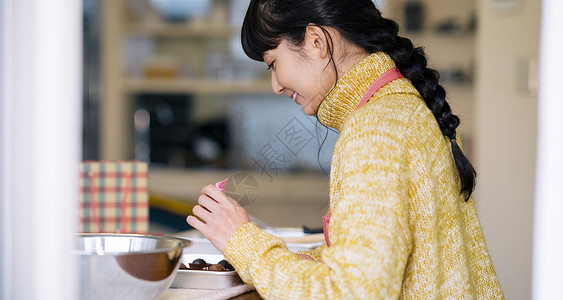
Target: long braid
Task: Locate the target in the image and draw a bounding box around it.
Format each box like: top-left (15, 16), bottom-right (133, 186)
top-left (375, 18), bottom-right (476, 200)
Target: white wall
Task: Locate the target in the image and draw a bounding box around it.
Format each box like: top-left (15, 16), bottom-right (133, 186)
top-left (475, 0), bottom-right (540, 299)
top-left (532, 0), bottom-right (563, 298)
top-left (0, 1), bottom-right (82, 299)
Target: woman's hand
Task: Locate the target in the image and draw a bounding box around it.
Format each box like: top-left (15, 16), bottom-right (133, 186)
top-left (186, 184), bottom-right (251, 252)
top-left (294, 253), bottom-right (314, 261)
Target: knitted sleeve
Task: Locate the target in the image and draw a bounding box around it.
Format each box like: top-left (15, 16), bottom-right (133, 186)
top-left (223, 100), bottom-right (415, 299)
top-left (296, 244), bottom-right (327, 261)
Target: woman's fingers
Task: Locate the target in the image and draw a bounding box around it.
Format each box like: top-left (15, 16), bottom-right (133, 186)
top-left (186, 215), bottom-right (205, 231)
top-left (192, 205), bottom-right (213, 221)
top-left (201, 184), bottom-right (239, 206)
top-left (198, 194), bottom-right (220, 211)
top-left (186, 182), bottom-right (252, 252)
top-left (187, 207), bottom-right (219, 237)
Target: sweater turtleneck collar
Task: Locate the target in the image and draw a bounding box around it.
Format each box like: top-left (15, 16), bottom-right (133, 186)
top-left (317, 52), bottom-right (417, 131)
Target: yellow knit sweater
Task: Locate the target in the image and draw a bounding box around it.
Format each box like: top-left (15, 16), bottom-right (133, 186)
top-left (224, 53), bottom-right (504, 299)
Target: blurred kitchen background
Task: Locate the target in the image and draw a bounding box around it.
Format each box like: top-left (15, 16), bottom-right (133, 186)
top-left (83, 0), bottom-right (343, 233)
top-left (1, 0), bottom-right (550, 299)
top-left (83, 0), bottom-right (481, 229)
top-left (79, 0), bottom-right (540, 298)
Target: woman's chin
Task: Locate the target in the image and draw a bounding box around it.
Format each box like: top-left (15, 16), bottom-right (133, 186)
top-left (301, 103), bottom-right (319, 116)
top-left (302, 106), bottom-right (317, 116)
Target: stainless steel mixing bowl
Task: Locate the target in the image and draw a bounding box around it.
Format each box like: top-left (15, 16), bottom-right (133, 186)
top-left (75, 233), bottom-right (192, 300)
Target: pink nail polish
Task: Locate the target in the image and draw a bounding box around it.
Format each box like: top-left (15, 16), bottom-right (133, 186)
top-left (215, 178), bottom-right (228, 191)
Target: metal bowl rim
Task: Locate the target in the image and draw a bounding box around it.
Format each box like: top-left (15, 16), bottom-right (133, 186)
top-left (177, 269), bottom-right (238, 276)
top-left (75, 233), bottom-right (193, 255)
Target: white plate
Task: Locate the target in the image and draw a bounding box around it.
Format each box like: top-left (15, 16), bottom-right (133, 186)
top-left (171, 253), bottom-right (243, 290)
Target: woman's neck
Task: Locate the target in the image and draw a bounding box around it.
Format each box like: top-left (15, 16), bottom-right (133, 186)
top-left (335, 50), bottom-right (371, 80)
top-left (317, 52), bottom-right (412, 131)
top-left (327, 29), bottom-right (371, 80)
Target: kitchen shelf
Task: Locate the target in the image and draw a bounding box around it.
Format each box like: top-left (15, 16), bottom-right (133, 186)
top-left (100, 0), bottom-right (477, 160)
top-left (403, 30), bottom-right (475, 40)
top-left (125, 22), bottom-right (238, 38)
top-left (125, 78), bottom-right (272, 95)
top-left (100, 0), bottom-right (272, 159)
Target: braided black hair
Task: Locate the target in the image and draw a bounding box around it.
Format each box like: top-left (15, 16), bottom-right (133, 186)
top-left (241, 0), bottom-right (476, 201)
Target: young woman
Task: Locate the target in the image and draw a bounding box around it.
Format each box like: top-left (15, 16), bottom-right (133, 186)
top-left (187, 0), bottom-right (504, 298)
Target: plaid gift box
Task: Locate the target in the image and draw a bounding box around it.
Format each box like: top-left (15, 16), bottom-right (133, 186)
top-left (79, 161), bottom-right (149, 233)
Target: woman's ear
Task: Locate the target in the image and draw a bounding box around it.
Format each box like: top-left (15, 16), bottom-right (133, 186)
top-left (304, 24), bottom-right (330, 59)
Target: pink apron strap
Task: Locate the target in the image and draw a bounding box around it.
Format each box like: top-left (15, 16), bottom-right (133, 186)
top-left (322, 67), bottom-right (403, 247)
top-left (357, 67), bottom-right (404, 109)
top-left (322, 212), bottom-right (331, 247)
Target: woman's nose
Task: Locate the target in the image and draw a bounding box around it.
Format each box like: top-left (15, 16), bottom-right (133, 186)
top-left (271, 72), bottom-right (284, 95)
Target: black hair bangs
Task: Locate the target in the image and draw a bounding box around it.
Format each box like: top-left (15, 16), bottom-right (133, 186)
top-left (241, 1), bottom-right (285, 62)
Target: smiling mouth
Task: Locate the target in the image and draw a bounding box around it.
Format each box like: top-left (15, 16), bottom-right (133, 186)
top-left (292, 92), bottom-right (298, 103)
